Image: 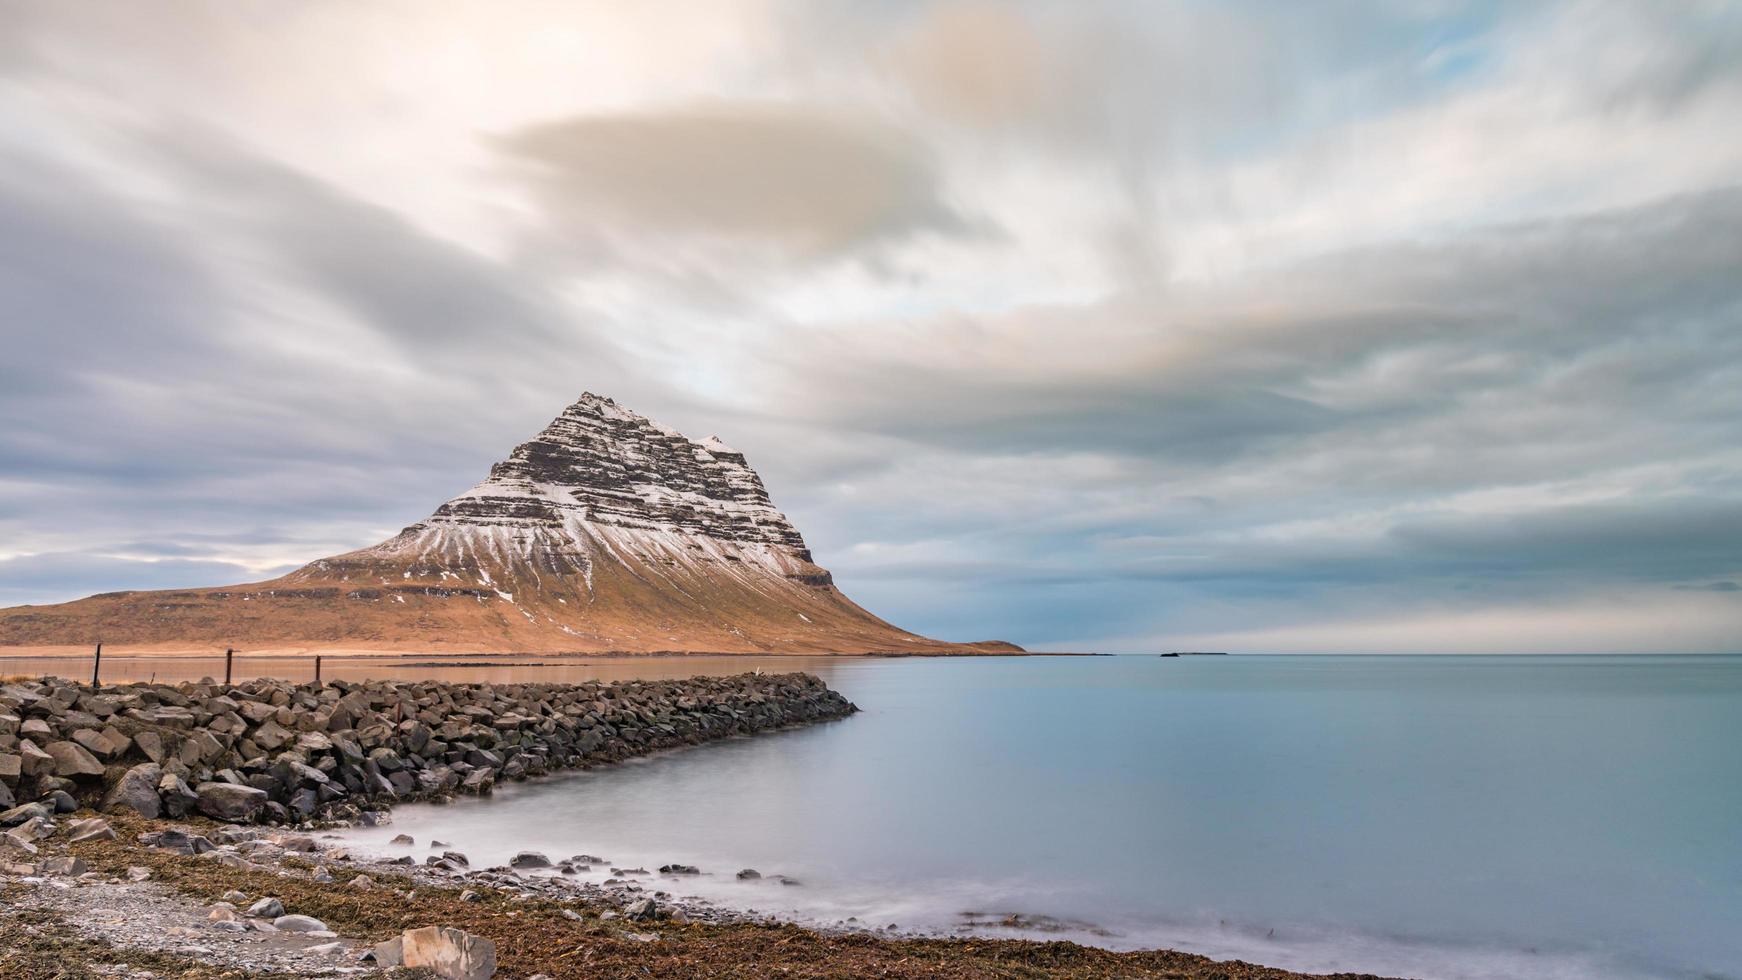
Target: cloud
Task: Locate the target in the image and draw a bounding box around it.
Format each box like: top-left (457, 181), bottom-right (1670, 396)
top-left (499, 103), bottom-right (966, 269)
top-left (3, 1), bottom-right (1741, 652)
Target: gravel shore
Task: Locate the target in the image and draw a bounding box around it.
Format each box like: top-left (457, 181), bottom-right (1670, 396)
top-left (2, 809), bottom-right (1401, 980)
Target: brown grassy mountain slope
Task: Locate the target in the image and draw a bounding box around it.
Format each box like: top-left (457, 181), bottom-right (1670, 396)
top-left (0, 393), bottom-right (1021, 656)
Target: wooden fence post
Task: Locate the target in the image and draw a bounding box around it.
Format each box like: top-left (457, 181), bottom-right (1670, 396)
top-left (91, 641), bottom-right (102, 690)
top-left (225, 648), bottom-right (234, 686)
top-left (315, 655), bottom-right (323, 685)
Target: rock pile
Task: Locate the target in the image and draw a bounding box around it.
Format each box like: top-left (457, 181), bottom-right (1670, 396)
top-left (0, 672), bottom-right (854, 824)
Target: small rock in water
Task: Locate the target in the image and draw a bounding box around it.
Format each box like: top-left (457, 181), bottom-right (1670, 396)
top-left (736, 868), bottom-right (761, 880)
top-left (391, 833), bottom-right (415, 846)
top-left (509, 851), bottom-right (551, 869)
top-left (431, 839), bottom-right (451, 849)
top-left (659, 863), bottom-right (700, 875)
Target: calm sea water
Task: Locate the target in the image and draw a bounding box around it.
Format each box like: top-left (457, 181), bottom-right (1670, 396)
top-left (207, 654), bottom-right (1739, 978)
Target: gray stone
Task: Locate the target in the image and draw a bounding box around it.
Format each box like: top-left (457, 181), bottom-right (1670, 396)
top-left (45, 740), bottom-right (105, 779)
top-left (71, 728), bottom-right (118, 760)
top-left (134, 730), bottom-right (164, 763)
top-left (247, 897), bottom-right (284, 918)
top-left (509, 850), bottom-right (551, 869)
top-left (103, 762), bottom-right (164, 818)
top-left (18, 740), bottom-right (53, 777)
top-left (0, 832), bottom-right (37, 859)
top-left (8, 815), bottom-right (53, 841)
top-left (160, 772), bottom-right (199, 818)
top-left (624, 898), bottom-right (660, 921)
top-left (42, 854), bottom-right (86, 876)
top-left (272, 914), bottom-right (330, 933)
top-left (195, 781), bottom-right (267, 822)
top-left (0, 802), bottom-right (51, 827)
top-left (68, 817), bottom-right (117, 843)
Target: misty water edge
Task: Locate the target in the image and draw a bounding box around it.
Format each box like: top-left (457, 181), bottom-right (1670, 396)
top-left (330, 655), bottom-right (1740, 980)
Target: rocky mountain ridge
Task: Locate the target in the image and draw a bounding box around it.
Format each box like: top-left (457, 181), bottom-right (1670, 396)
top-left (0, 393), bottom-right (1020, 656)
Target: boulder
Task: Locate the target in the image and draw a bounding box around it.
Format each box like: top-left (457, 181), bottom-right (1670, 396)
top-left (0, 752), bottom-right (21, 781)
top-left (41, 854), bottom-right (86, 876)
top-left (43, 789), bottom-right (76, 813)
top-left (247, 897), bottom-right (284, 918)
top-left (371, 936), bottom-right (405, 968)
top-left (0, 801), bottom-right (51, 827)
top-left (18, 740), bottom-right (53, 777)
top-left (103, 762), bottom-right (164, 819)
top-left (624, 898), bottom-right (660, 921)
top-left (0, 832), bottom-right (37, 860)
top-left (160, 773), bottom-right (199, 819)
top-left (134, 730), bottom-right (164, 763)
top-left (400, 925), bottom-right (497, 980)
top-left (68, 817), bottom-right (117, 843)
top-left (45, 740), bottom-right (104, 779)
top-left (71, 728), bottom-right (118, 760)
top-left (195, 781), bottom-right (267, 822)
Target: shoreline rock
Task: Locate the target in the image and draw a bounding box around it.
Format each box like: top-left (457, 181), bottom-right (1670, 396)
top-left (0, 672), bottom-right (857, 827)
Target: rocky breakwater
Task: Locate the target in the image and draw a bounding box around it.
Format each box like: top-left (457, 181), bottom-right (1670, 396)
top-left (0, 672), bottom-right (855, 827)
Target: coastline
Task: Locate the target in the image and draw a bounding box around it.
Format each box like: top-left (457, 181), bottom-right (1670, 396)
top-left (1, 671), bottom-right (1389, 979)
top-left (4, 809), bottom-right (1397, 980)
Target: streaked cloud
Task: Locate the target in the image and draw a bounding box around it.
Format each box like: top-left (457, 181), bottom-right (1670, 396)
top-left (1, 0), bottom-right (1738, 652)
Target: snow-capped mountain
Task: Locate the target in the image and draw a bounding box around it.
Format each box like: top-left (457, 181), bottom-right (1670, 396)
top-left (0, 393), bottom-right (1019, 656)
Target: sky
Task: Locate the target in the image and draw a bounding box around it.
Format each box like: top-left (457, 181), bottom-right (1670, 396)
top-left (1, 1), bottom-right (1740, 654)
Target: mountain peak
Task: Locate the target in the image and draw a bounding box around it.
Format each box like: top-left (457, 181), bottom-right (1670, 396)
top-left (0, 392), bottom-right (1021, 655)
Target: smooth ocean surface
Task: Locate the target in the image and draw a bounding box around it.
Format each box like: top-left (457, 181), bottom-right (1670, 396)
top-left (331, 654), bottom-right (1739, 979)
